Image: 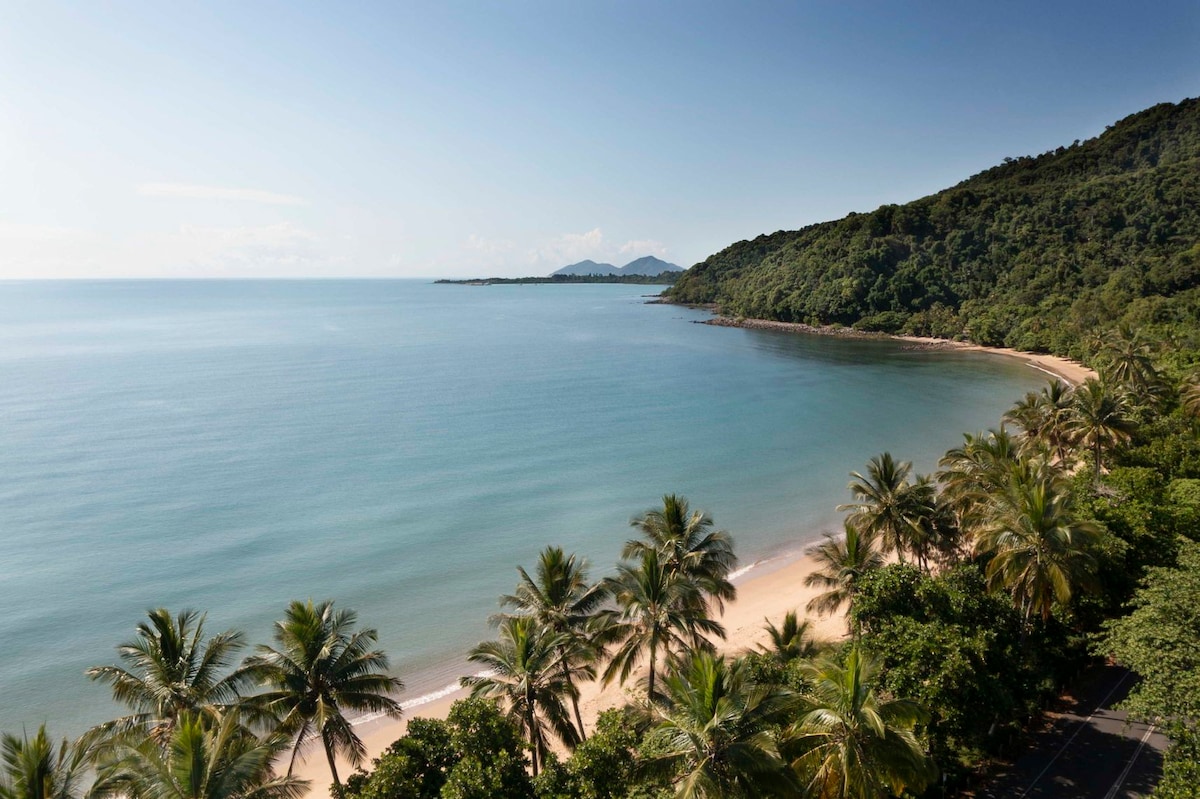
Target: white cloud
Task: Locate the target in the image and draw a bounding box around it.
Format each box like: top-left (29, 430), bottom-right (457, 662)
top-left (137, 183), bottom-right (307, 206)
top-left (618, 238), bottom-right (668, 258)
top-left (528, 227), bottom-right (608, 267)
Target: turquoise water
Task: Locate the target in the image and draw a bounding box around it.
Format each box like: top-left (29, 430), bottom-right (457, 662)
top-left (0, 280), bottom-right (1047, 735)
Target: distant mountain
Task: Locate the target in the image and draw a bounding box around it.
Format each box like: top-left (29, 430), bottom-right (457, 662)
top-left (618, 255), bottom-right (684, 276)
top-left (551, 255), bottom-right (683, 277)
top-left (552, 259), bottom-right (619, 276)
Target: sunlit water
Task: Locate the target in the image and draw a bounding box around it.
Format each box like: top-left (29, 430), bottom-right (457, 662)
top-left (0, 280), bottom-right (1048, 734)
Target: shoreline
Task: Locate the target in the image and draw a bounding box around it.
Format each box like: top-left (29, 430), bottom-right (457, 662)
top-left (292, 544), bottom-right (847, 797)
top-left (699, 316), bottom-right (1097, 386)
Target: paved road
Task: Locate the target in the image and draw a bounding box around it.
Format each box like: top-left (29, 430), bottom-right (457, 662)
top-left (977, 665), bottom-right (1169, 798)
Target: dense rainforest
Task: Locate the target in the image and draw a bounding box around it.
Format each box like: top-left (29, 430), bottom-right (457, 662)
top-left (668, 97), bottom-right (1200, 358)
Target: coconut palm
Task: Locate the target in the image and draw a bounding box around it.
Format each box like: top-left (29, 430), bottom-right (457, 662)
top-left (975, 469), bottom-right (1100, 633)
top-left (93, 711), bottom-right (305, 799)
top-left (937, 429), bottom-right (1024, 536)
top-left (600, 549), bottom-right (725, 701)
top-left (1069, 377), bottom-right (1135, 480)
top-left (625, 494), bottom-right (737, 613)
top-left (838, 454), bottom-right (928, 565)
top-left (462, 615), bottom-right (579, 776)
top-left (496, 546), bottom-right (608, 741)
top-left (1004, 381), bottom-right (1076, 464)
top-left (787, 646), bottom-right (935, 799)
top-left (1181, 371), bottom-right (1200, 419)
top-left (85, 608), bottom-right (246, 746)
top-left (236, 600), bottom-right (402, 791)
top-left (1096, 323), bottom-right (1165, 405)
top-left (645, 653), bottom-right (799, 798)
top-left (758, 610), bottom-right (820, 663)
top-left (804, 523), bottom-right (884, 621)
top-left (0, 727), bottom-right (91, 799)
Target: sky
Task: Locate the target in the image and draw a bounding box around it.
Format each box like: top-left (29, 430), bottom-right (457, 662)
top-left (0, 1), bottom-right (1197, 279)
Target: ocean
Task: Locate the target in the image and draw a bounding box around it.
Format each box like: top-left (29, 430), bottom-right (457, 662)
top-left (0, 279), bottom-right (1048, 735)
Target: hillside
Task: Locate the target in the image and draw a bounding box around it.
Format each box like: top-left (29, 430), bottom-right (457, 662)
top-left (553, 255), bottom-right (683, 277)
top-left (667, 97), bottom-right (1200, 357)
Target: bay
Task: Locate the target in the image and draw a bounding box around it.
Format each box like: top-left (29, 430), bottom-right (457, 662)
top-left (0, 280), bottom-right (1048, 734)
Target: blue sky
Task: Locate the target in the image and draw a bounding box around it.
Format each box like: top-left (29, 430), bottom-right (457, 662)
top-left (1, 1), bottom-right (1197, 278)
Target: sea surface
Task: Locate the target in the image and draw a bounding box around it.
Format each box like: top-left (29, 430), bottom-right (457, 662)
top-left (0, 280), bottom-right (1049, 735)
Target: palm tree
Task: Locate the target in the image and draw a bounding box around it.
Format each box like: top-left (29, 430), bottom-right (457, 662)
top-left (838, 454), bottom-right (928, 565)
top-left (975, 469), bottom-right (1100, 635)
top-left (0, 728), bottom-right (90, 799)
top-left (93, 711), bottom-right (305, 799)
top-left (1069, 377), bottom-right (1135, 480)
top-left (600, 549), bottom-right (725, 701)
top-left (85, 608), bottom-right (246, 746)
top-left (645, 653), bottom-right (799, 798)
top-left (1004, 381), bottom-right (1076, 464)
top-left (237, 600), bottom-right (402, 792)
top-left (804, 523), bottom-right (884, 621)
top-left (1096, 323), bottom-right (1164, 405)
top-left (787, 646), bottom-right (935, 799)
top-left (758, 610), bottom-right (820, 663)
top-left (625, 494), bottom-right (737, 613)
top-left (937, 429), bottom-right (1024, 537)
top-left (496, 546), bottom-right (608, 742)
top-left (1181, 370), bottom-right (1200, 419)
top-left (462, 615), bottom-right (579, 776)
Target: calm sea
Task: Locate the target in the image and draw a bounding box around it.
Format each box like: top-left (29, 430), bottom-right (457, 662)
top-left (0, 280), bottom-right (1047, 735)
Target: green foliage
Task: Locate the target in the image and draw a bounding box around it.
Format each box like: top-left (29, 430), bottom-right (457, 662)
top-left (344, 699), bottom-right (532, 799)
top-left (667, 97), bottom-right (1200, 358)
top-left (850, 565), bottom-right (1032, 779)
top-left (1151, 728), bottom-right (1200, 799)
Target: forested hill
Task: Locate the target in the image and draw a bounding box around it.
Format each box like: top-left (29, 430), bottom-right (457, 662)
top-left (667, 97), bottom-right (1200, 357)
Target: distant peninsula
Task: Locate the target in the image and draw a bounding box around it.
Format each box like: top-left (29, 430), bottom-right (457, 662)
top-left (436, 255), bottom-right (685, 285)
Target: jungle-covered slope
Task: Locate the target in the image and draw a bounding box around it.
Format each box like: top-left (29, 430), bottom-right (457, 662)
top-left (668, 98), bottom-right (1200, 357)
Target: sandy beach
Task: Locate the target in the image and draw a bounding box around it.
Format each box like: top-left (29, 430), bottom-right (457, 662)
top-left (293, 548), bottom-right (849, 796)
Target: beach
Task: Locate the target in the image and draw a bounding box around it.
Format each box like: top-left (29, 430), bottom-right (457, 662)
top-left (293, 547), bottom-right (850, 797)
top-left (289, 325), bottom-right (1098, 797)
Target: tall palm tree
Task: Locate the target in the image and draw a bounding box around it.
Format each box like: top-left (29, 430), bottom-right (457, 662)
top-left (496, 546), bottom-right (608, 742)
top-left (600, 549), bottom-right (725, 701)
top-left (1181, 370), bottom-right (1200, 419)
top-left (93, 711), bottom-right (305, 799)
top-left (975, 470), bottom-right (1100, 634)
top-left (937, 429), bottom-right (1024, 537)
top-left (645, 653), bottom-right (799, 798)
top-left (838, 454), bottom-right (928, 565)
top-left (1004, 381), bottom-right (1076, 464)
top-left (1096, 323), bottom-right (1164, 405)
top-left (0, 728), bottom-right (90, 799)
top-left (237, 600), bottom-right (402, 792)
top-left (804, 523), bottom-right (884, 621)
top-left (624, 494), bottom-right (737, 613)
top-left (1069, 377), bottom-right (1135, 480)
top-left (85, 608), bottom-right (246, 746)
top-left (758, 610), bottom-right (820, 663)
top-left (462, 615), bottom-right (579, 776)
top-left (787, 647), bottom-right (935, 799)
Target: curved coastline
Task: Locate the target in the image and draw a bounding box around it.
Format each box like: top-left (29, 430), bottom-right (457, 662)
top-left (698, 315), bottom-right (1097, 386)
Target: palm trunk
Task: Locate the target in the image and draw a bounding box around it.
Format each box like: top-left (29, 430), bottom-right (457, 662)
top-left (323, 735), bottom-right (342, 795)
top-left (647, 631), bottom-right (657, 701)
top-left (526, 703), bottom-right (540, 776)
top-left (559, 657), bottom-right (587, 742)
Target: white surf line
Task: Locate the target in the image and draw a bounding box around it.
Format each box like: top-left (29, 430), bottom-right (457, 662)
top-left (1025, 361), bottom-right (1077, 387)
top-left (1016, 670), bottom-right (1132, 798)
top-left (1102, 723), bottom-right (1157, 799)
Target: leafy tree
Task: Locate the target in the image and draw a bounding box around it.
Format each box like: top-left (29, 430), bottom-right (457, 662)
top-left (642, 653), bottom-right (798, 798)
top-left (0, 728), bottom-right (91, 799)
top-left (600, 549), bottom-right (724, 702)
top-left (341, 718), bottom-right (455, 799)
top-left (624, 495), bottom-right (737, 613)
top-left (497, 546), bottom-right (608, 741)
top-left (237, 600), bottom-right (402, 791)
top-left (93, 711), bottom-right (306, 799)
top-left (85, 608), bottom-right (245, 746)
top-left (786, 646), bottom-right (935, 799)
top-left (441, 698), bottom-right (533, 799)
top-left (532, 708), bottom-right (661, 799)
top-left (803, 523), bottom-right (884, 621)
top-left (463, 615), bottom-right (579, 775)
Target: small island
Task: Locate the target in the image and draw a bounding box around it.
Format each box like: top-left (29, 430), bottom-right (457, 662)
top-left (437, 255), bottom-right (684, 285)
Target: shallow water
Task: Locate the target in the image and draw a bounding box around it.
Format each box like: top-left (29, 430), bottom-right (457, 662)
top-left (0, 280), bottom-right (1047, 734)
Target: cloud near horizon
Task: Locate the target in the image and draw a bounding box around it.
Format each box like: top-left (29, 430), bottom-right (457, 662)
top-left (137, 183), bottom-right (308, 206)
